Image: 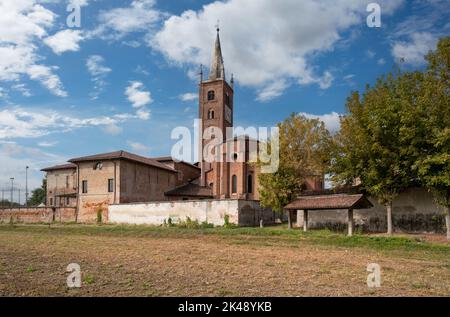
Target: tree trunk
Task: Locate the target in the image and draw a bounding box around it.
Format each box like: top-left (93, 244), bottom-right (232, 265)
top-left (287, 210), bottom-right (293, 230)
top-left (446, 206), bottom-right (450, 240)
top-left (386, 201), bottom-right (393, 235)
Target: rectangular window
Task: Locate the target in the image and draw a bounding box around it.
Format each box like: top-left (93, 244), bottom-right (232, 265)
top-left (66, 197), bottom-right (70, 205)
top-left (108, 179), bottom-right (114, 193)
top-left (49, 198), bottom-right (53, 206)
top-left (82, 180), bottom-right (88, 194)
top-left (66, 175), bottom-right (69, 188)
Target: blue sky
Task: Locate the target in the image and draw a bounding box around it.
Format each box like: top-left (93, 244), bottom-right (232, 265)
top-left (0, 0), bottom-right (449, 199)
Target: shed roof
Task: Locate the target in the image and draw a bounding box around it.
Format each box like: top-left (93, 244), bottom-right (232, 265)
top-left (285, 194), bottom-right (373, 211)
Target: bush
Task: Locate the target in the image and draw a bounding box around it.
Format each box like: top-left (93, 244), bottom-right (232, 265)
top-left (167, 217), bottom-right (214, 229)
top-left (223, 214), bottom-right (238, 229)
top-left (96, 209), bottom-right (103, 224)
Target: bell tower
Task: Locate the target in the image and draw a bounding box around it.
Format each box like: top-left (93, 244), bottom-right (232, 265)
top-left (199, 27), bottom-right (234, 187)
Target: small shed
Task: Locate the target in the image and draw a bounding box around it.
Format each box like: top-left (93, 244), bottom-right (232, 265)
top-left (284, 194), bottom-right (373, 236)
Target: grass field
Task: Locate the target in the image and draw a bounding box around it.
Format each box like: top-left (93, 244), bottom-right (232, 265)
top-left (0, 224), bottom-right (449, 297)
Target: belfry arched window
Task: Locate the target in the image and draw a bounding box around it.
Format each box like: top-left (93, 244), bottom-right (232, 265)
top-left (208, 109), bottom-right (215, 120)
top-left (207, 90), bottom-right (215, 101)
top-left (232, 175), bottom-right (238, 194)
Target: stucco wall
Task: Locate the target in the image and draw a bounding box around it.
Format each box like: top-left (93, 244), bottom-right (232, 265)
top-left (108, 200), bottom-right (276, 227)
top-left (295, 188), bottom-right (446, 233)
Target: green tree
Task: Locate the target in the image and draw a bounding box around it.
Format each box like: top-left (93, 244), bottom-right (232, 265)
top-left (28, 179), bottom-right (47, 207)
top-left (258, 114), bottom-right (332, 218)
top-left (332, 72), bottom-right (421, 235)
top-left (412, 37), bottom-right (450, 239)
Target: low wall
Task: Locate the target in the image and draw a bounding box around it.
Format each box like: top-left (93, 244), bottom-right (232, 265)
top-left (109, 200), bottom-right (276, 227)
top-left (0, 207), bottom-right (77, 224)
top-left (294, 188), bottom-right (447, 233)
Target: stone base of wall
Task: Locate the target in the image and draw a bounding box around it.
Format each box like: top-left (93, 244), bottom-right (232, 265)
top-left (0, 208), bottom-right (77, 224)
top-left (109, 200), bottom-right (276, 227)
top-left (293, 188), bottom-right (447, 233)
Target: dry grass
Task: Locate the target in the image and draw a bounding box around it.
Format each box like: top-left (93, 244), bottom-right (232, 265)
top-left (0, 224), bottom-right (449, 297)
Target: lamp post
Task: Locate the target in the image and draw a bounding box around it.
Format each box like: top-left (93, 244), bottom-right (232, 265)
top-left (25, 166), bottom-right (29, 207)
top-left (10, 178), bottom-right (14, 208)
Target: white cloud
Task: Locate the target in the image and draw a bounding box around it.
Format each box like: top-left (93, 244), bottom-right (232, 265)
top-left (299, 112), bottom-right (342, 134)
top-left (86, 55), bottom-right (112, 99)
top-left (86, 55), bottom-right (112, 76)
top-left (127, 141), bottom-right (150, 154)
top-left (179, 93), bottom-right (198, 102)
top-left (69, 0), bottom-right (89, 6)
top-left (103, 124), bottom-right (123, 136)
top-left (125, 81), bottom-right (152, 108)
top-left (256, 79), bottom-right (289, 102)
top-left (0, 141), bottom-right (68, 202)
top-left (134, 65), bottom-right (150, 76)
top-left (27, 64), bottom-right (67, 97)
top-left (0, 0), bottom-right (67, 96)
top-left (0, 87), bottom-right (7, 99)
top-left (94, 0), bottom-right (163, 40)
top-left (377, 58), bottom-right (386, 65)
top-left (37, 141), bottom-right (58, 147)
top-left (392, 32), bottom-right (438, 66)
top-left (136, 108), bottom-right (151, 120)
top-left (12, 84), bottom-right (32, 97)
top-left (44, 29), bottom-right (84, 55)
top-left (366, 49), bottom-right (376, 59)
top-left (0, 107), bottom-right (141, 139)
top-left (151, 0), bottom-right (403, 99)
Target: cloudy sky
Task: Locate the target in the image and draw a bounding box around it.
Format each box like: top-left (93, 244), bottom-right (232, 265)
top-left (0, 0), bottom-right (449, 200)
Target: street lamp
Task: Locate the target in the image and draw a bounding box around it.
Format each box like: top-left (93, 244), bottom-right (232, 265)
top-left (26, 166), bottom-right (29, 207)
top-left (10, 178), bottom-right (14, 208)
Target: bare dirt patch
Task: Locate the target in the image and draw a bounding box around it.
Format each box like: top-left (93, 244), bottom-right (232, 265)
top-left (0, 225), bottom-right (449, 297)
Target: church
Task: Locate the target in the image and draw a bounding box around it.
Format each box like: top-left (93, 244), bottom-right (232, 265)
top-left (40, 29), bottom-right (324, 224)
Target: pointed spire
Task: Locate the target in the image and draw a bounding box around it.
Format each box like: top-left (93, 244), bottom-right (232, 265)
top-left (209, 26), bottom-right (225, 81)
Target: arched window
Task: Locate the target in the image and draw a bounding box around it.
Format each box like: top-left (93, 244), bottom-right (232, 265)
top-left (247, 174), bottom-right (253, 194)
top-left (207, 90), bottom-right (215, 101)
top-left (94, 162), bottom-right (103, 170)
top-left (208, 109), bottom-right (215, 119)
top-left (232, 175), bottom-right (238, 194)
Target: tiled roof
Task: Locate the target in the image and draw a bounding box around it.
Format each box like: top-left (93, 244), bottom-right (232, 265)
top-left (41, 163), bottom-right (77, 172)
top-left (69, 151), bottom-right (177, 173)
top-left (285, 194), bottom-right (373, 211)
top-left (154, 157), bottom-right (201, 170)
top-left (165, 183), bottom-right (213, 198)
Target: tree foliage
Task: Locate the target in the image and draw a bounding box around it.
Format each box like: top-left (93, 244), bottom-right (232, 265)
top-left (412, 37), bottom-right (450, 209)
top-left (332, 72), bottom-right (419, 205)
top-left (28, 179), bottom-right (47, 207)
top-left (258, 114), bottom-right (332, 212)
top-left (332, 36), bottom-right (450, 235)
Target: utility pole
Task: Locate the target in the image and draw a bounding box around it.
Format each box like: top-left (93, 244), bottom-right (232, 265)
top-left (10, 178), bottom-right (14, 208)
top-left (26, 166), bottom-right (29, 207)
top-left (18, 188), bottom-right (21, 207)
top-left (1, 189), bottom-right (4, 209)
